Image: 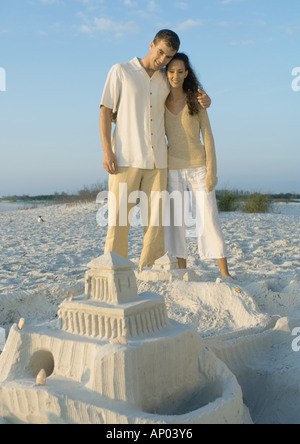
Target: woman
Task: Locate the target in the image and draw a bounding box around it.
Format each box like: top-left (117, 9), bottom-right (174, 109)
top-left (164, 53), bottom-right (231, 278)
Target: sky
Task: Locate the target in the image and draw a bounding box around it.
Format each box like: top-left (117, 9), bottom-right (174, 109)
top-left (0, 0), bottom-right (299, 197)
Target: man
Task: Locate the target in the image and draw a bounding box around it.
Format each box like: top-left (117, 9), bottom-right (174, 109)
top-left (100, 29), bottom-right (211, 270)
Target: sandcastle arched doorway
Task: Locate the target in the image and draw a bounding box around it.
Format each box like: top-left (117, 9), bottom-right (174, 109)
top-left (28, 349), bottom-right (55, 378)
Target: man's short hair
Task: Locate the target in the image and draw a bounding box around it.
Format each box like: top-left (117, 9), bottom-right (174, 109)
top-left (153, 29), bottom-right (180, 52)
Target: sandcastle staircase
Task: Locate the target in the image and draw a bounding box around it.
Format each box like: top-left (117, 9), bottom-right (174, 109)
top-left (0, 253), bottom-right (252, 424)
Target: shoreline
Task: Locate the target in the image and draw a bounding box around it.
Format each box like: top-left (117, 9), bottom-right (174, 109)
top-left (1, 196), bottom-right (300, 213)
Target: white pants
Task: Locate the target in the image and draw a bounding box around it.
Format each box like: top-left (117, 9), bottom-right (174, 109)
top-left (164, 167), bottom-right (227, 260)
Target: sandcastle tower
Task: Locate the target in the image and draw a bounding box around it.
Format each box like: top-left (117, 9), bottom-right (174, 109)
top-left (0, 253), bottom-right (251, 424)
top-left (57, 253), bottom-right (170, 341)
top-left (138, 253), bottom-right (201, 283)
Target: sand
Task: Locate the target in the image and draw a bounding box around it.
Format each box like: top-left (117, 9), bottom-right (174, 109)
top-left (0, 201), bottom-right (299, 424)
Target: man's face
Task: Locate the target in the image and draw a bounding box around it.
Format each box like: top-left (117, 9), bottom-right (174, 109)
top-left (149, 40), bottom-right (177, 71)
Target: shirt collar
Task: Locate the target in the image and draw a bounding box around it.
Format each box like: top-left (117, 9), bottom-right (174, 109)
top-left (130, 57), bottom-right (144, 71)
top-left (130, 57), bottom-right (164, 77)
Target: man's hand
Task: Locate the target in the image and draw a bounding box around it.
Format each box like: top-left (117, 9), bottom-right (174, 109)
top-left (100, 106), bottom-right (118, 175)
top-left (103, 150), bottom-right (118, 175)
top-left (197, 89), bottom-right (212, 109)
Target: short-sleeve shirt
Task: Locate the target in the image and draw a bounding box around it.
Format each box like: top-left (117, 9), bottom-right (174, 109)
top-left (100, 57), bottom-right (170, 169)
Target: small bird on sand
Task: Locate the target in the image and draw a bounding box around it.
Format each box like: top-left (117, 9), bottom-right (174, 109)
top-left (38, 216), bottom-right (45, 223)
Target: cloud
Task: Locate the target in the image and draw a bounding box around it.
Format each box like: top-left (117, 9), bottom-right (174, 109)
top-left (79, 16), bottom-right (140, 38)
top-left (176, 2), bottom-right (189, 10)
top-left (81, 0), bottom-right (105, 4)
top-left (147, 1), bottom-right (160, 13)
top-left (217, 21), bottom-right (233, 28)
top-left (231, 39), bottom-right (255, 46)
top-left (286, 26), bottom-right (300, 35)
top-left (40, 0), bottom-right (62, 4)
top-left (124, 0), bottom-right (138, 6)
top-left (175, 19), bottom-right (203, 32)
top-left (219, 0), bottom-right (245, 4)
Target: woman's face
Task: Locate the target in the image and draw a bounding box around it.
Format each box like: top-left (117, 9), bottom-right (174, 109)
top-left (166, 59), bottom-right (188, 89)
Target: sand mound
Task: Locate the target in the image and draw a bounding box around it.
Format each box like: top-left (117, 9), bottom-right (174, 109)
top-left (137, 277), bottom-right (271, 338)
top-left (0, 286), bottom-right (83, 327)
top-left (165, 280), bottom-right (271, 337)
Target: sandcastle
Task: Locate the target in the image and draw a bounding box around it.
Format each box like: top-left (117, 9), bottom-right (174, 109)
top-left (138, 253), bottom-right (201, 283)
top-left (58, 253), bottom-right (170, 340)
top-left (0, 253), bottom-right (252, 424)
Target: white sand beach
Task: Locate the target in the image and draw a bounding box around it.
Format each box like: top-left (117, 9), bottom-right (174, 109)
top-left (0, 201), bottom-right (299, 424)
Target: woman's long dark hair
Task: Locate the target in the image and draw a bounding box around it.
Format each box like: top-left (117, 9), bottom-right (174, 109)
top-left (166, 53), bottom-right (203, 116)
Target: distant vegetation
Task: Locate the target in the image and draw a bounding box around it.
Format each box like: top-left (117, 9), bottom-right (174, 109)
top-left (1, 186), bottom-right (299, 214)
top-left (216, 190), bottom-right (300, 213)
top-left (0, 181), bottom-right (108, 205)
top-left (243, 193), bottom-right (272, 214)
top-left (216, 190), bottom-right (239, 212)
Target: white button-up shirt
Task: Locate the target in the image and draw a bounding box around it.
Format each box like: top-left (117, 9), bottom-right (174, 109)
top-left (101, 57), bottom-right (170, 169)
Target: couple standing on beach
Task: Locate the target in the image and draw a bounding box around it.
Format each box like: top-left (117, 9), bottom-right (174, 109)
top-left (100, 29), bottom-right (231, 279)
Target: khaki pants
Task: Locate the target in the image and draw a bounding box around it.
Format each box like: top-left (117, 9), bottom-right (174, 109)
top-left (105, 167), bottom-right (167, 269)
